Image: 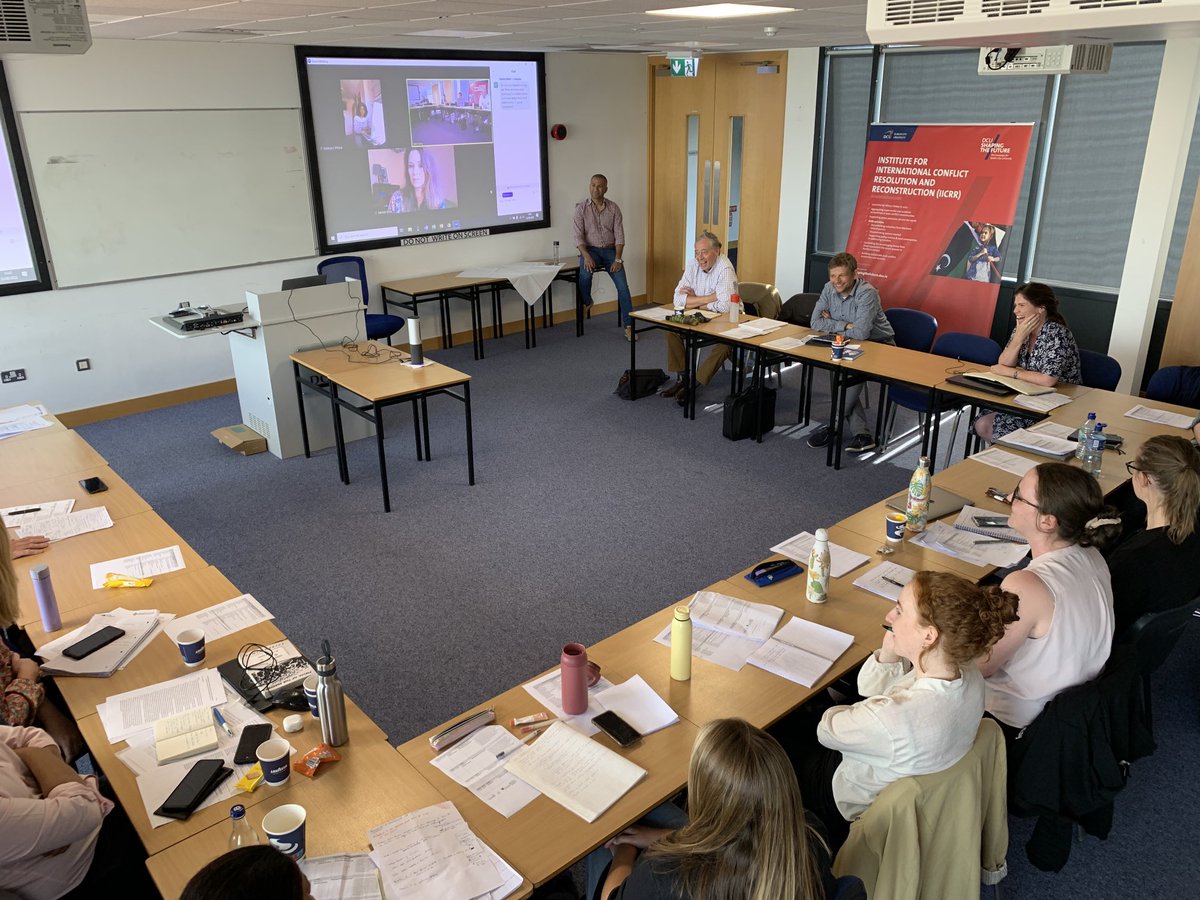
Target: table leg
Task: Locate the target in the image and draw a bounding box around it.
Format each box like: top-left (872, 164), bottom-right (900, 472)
top-left (472, 288), bottom-right (484, 360)
top-left (754, 353), bottom-right (765, 443)
top-left (331, 383), bottom-right (349, 485)
top-left (524, 301), bottom-right (534, 350)
top-left (440, 296), bottom-right (452, 349)
top-left (874, 383), bottom-right (889, 447)
top-left (628, 323), bottom-right (638, 400)
top-left (575, 277), bottom-right (585, 337)
top-left (293, 361), bottom-right (311, 459)
top-left (373, 401), bottom-right (391, 513)
top-left (542, 288), bottom-right (550, 329)
top-left (464, 381), bottom-right (476, 486)
top-left (825, 369), bottom-right (843, 470)
top-left (411, 399), bottom-right (423, 461)
top-left (492, 286), bottom-right (502, 340)
top-left (928, 391), bottom-right (943, 472)
top-left (421, 396), bottom-right (432, 461)
top-left (685, 336), bottom-right (699, 420)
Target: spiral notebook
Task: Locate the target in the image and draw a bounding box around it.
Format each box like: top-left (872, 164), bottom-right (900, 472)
top-left (952, 506), bottom-right (1026, 544)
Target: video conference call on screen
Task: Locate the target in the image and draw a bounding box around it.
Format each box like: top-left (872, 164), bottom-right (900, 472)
top-left (296, 48), bottom-right (550, 254)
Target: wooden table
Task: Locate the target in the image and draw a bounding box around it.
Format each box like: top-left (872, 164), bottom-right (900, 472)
top-left (81, 699), bottom-right (388, 856)
top-left (290, 344), bottom-right (474, 512)
top-left (0, 465), bottom-right (151, 523)
top-left (398, 668), bottom-right (700, 887)
top-left (13, 510), bottom-right (207, 626)
top-left (0, 429), bottom-right (106, 488)
top-left (25, 566), bottom-right (277, 720)
top-left (1044, 388), bottom-right (1197, 438)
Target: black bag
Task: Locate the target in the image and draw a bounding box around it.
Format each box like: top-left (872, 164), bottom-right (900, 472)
top-left (722, 386), bottom-right (776, 441)
top-left (615, 368), bottom-right (668, 400)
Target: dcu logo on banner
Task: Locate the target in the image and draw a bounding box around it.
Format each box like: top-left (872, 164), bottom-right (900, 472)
top-left (869, 125), bottom-right (916, 142)
top-left (980, 135), bottom-right (1014, 160)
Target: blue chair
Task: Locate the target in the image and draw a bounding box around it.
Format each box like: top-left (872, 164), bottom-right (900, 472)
top-left (317, 255), bottom-right (406, 345)
top-left (885, 307), bottom-right (938, 353)
top-left (1079, 348), bottom-right (1122, 391)
top-left (882, 332), bottom-right (1002, 455)
top-left (1145, 365), bottom-right (1200, 407)
top-left (832, 874), bottom-right (868, 900)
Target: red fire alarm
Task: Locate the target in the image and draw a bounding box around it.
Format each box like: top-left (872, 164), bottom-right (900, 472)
top-left (550, 124), bottom-right (567, 141)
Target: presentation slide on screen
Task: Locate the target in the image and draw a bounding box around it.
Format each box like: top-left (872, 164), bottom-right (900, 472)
top-left (0, 120), bottom-right (41, 288)
top-left (300, 54), bottom-right (546, 249)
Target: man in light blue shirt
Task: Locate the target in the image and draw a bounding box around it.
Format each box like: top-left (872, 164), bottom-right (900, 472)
top-left (806, 252), bottom-right (895, 453)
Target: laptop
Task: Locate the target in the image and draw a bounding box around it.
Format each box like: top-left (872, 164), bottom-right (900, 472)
top-left (885, 485), bottom-right (972, 522)
top-left (804, 333), bottom-right (837, 345)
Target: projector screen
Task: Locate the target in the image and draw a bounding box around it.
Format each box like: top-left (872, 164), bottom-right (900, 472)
top-left (0, 64), bottom-right (50, 296)
top-left (296, 48), bottom-right (550, 255)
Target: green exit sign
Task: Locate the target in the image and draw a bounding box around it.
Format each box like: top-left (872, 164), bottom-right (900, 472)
top-left (669, 57), bottom-right (699, 77)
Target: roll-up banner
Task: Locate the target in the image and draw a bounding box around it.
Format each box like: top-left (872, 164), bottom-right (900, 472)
top-left (846, 124), bottom-right (1034, 337)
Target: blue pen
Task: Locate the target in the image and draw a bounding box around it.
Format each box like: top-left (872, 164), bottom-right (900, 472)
top-left (213, 707), bottom-right (234, 738)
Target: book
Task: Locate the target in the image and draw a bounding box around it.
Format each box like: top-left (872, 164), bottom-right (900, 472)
top-left (956, 370), bottom-right (1054, 396)
top-left (153, 706), bottom-right (219, 764)
top-left (746, 618), bottom-right (855, 688)
top-left (242, 639), bottom-right (314, 699)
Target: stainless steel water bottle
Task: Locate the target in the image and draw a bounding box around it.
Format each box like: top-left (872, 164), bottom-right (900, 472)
top-left (315, 640), bottom-right (349, 746)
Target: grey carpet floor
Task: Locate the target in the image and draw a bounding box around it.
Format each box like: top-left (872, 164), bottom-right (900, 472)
top-left (80, 310), bottom-right (1198, 898)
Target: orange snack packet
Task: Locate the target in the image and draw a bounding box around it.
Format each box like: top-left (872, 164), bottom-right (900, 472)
top-left (292, 742), bottom-right (342, 778)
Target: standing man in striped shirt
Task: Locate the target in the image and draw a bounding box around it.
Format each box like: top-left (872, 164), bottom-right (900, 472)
top-left (573, 174), bottom-right (634, 341)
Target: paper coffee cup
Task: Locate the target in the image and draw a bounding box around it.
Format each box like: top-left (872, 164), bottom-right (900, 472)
top-left (175, 628), bottom-right (206, 667)
top-left (262, 804), bottom-right (306, 860)
top-left (256, 738), bottom-right (291, 787)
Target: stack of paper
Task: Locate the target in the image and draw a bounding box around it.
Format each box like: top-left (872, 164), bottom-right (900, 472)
top-left (970, 447), bottom-right (1037, 477)
top-left (852, 562), bottom-right (916, 602)
top-left (1125, 404), bottom-right (1195, 430)
top-left (300, 854), bottom-right (384, 900)
top-left (911, 522), bottom-right (1029, 568)
top-left (995, 427), bottom-right (1075, 459)
top-left (594, 675), bottom-right (679, 735)
top-left (952, 506), bottom-right (1026, 544)
top-left (16, 507), bottom-right (113, 542)
top-left (98, 668), bottom-right (227, 744)
top-left (0, 499), bottom-right (75, 529)
top-left (429, 725), bottom-right (541, 818)
top-left (1014, 391), bottom-right (1073, 413)
top-left (503, 722), bottom-right (646, 823)
top-left (747, 618), bottom-right (855, 687)
top-left (153, 706), bottom-right (219, 763)
top-left (772, 531), bottom-right (870, 577)
top-left (0, 404), bottom-right (53, 439)
top-left (652, 591), bottom-right (784, 671)
top-left (740, 318), bottom-right (787, 335)
top-left (761, 336), bottom-right (808, 352)
top-left (38, 610), bottom-right (165, 677)
top-left (368, 802), bottom-right (521, 900)
top-left (163, 594), bottom-right (273, 643)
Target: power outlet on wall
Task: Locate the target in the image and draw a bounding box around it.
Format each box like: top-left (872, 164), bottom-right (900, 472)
top-left (1, 368), bottom-right (26, 383)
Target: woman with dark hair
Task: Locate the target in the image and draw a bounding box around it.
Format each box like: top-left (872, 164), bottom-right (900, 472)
top-left (981, 462), bottom-right (1121, 730)
top-left (1105, 435), bottom-right (1200, 638)
top-left (596, 718), bottom-right (833, 900)
top-left (803, 572), bottom-right (1017, 848)
top-left (975, 282), bottom-right (1082, 442)
top-left (182, 845), bottom-right (312, 900)
top-left (405, 148), bottom-right (447, 210)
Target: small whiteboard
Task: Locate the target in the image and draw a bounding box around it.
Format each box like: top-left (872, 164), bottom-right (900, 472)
top-left (21, 109), bottom-right (316, 287)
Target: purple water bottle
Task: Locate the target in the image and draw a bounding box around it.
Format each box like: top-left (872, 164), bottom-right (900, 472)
top-left (560, 643), bottom-right (589, 715)
top-left (30, 565), bottom-right (61, 632)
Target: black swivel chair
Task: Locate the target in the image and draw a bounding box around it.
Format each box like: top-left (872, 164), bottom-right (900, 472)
top-left (1119, 595), bottom-right (1200, 722)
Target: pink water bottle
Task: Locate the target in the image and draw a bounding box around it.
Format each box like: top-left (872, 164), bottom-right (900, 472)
top-left (560, 643), bottom-right (590, 715)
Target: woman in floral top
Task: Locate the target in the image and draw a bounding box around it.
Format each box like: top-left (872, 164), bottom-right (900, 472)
top-left (1, 538), bottom-right (44, 726)
top-left (975, 282), bottom-right (1081, 442)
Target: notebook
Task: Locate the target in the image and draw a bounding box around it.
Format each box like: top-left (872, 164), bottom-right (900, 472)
top-left (951, 506), bottom-right (1026, 544)
top-left (885, 486), bottom-right (971, 522)
top-left (153, 706), bottom-right (219, 764)
top-left (952, 371), bottom-right (1055, 397)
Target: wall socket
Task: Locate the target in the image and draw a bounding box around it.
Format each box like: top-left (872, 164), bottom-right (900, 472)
top-left (1, 368), bottom-right (26, 383)
top-left (76, 359), bottom-right (91, 372)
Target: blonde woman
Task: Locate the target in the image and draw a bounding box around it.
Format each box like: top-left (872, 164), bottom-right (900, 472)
top-left (597, 718), bottom-right (833, 900)
top-left (1106, 434), bottom-right (1200, 637)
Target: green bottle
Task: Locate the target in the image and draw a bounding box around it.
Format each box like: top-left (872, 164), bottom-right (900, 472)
top-left (906, 456), bottom-right (931, 533)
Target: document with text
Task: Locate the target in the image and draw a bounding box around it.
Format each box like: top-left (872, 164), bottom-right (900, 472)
top-left (747, 618), bottom-right (855, 687)
top-left (90, 545), bottom-right (185, 589)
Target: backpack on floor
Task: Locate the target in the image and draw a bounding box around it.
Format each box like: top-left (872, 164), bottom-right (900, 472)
top-left (614, 368), bottom-right (668, 400)
top-left (723, 386), bottom-right (776, 441)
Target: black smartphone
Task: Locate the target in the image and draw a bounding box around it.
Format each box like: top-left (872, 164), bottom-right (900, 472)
top-left (62, 625), bottom-right (126, 660)
top-left (79, 477), bottom-right (108, 494)
top-left (592, 711), bottom-right (642, 748)
top-left (973, 516), bottom-right (1010, 529)
top-left (233, 723), bottom-right (274, 765)
top-left (155, 758), bottom-right (231, 820)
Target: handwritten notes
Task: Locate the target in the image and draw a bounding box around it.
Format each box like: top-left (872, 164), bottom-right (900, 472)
top-left (747, 618), bottom-right (855, 687)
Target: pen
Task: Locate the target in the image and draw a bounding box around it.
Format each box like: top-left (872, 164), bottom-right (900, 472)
top-left (496, 729), bottom-right (541, 759)
top-left (7, 507), bottom-right (40, 515)
top-left (974, 538), bottom-right (1005, 544)
top-left (882, 624), bottom-right (894, 633)
top-left (212, 707), bottom-right (234, 738)
top-left (881, 575), bottom-right (907, 588)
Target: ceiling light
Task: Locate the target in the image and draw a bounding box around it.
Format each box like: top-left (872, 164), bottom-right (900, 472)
top-left (646, 3), bottom-right (792, 19)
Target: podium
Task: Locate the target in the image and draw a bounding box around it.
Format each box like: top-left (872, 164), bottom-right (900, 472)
top-left (229, 284), bottom-right (375, 459)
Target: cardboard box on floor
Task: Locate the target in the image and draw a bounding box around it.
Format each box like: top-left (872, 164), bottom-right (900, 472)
top-left (212, 424), bottom-right (266, 456)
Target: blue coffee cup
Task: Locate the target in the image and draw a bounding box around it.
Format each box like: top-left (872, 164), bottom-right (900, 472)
top-left (262, 803), bottom-right (306, 860)
top-left (303, 674), bottom-right (320, 718)
top-left (256, 738), bottom-right (291, 787)
top-left (831, 342), bottom-right (845, 361)
top-left (174, 628), bottom-right (206, 667)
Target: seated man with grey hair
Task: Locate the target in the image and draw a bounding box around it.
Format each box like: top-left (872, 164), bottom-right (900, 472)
top-left (660, 231), bottom-right (740, 406)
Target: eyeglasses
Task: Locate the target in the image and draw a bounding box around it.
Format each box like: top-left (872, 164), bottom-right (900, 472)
top-left (1011, 486), bottom-right (1039, 510)
top-left (1125, 462), bottom-right (1142, 476)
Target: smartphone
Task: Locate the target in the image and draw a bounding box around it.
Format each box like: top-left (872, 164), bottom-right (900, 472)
top-left (592, 711), bottom-right (642, 748)
top-left (79, 476), bottom-right (108, 494)
top-left (973, 516), bottom-right (1010, 529)
top-left (155, 758), bottom-right (232, 820)
top-left (62, 625), bottom-right (126, 660)
top-left (233, 723), bottom-right (274, 765)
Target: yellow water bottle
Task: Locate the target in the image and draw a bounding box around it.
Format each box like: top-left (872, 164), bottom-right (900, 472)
top-left (670, 606), bottom-right (692, 681)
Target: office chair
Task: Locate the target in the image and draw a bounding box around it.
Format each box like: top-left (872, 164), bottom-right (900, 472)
top-left (317, 255), bottom-right (406, 345)
top-left (1145, 365), bottom-right (1200, 407)
top-left (1119, 595), bottom-right (1200, 722)
top-left (781, 292), bottom-right (820, 328)
top-left (1078, 348), bottom-right (1122, 391)
top-left (884, 308), bottom-right (937, 354)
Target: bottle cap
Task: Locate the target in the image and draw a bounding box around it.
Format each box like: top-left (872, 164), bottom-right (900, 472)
top-left (815, 527), bottom-right (828, 541)
top-left (674, 606), bottom-right (690, 621)
top-left (231, 804), bottom-right (246, 819)
top-left (30, 564), bottom-right (49, 580)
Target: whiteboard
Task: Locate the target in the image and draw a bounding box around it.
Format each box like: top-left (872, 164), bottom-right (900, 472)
top-left (20, 109), bottom-right (316, 287)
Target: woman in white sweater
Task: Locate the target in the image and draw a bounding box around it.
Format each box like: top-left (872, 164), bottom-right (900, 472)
top-left (800, 572), bottom-right (1018, 847)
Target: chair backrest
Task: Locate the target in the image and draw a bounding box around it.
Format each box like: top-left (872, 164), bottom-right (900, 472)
top-left (736, 281), bottom-right (782, 319)
top-left (885, 308), bottom-right (938, 353)
top-left (931, 332), bottom-right (1002, 367)
top-left (1079, 348), bottom-right (1122, 391)
top-left (317, 255), bottom-right (368, 308)
top-left (1121, 596), bottom-right (1200, 679)
top-left (1145, 365), bottom-right (1200, 407)
top-left (833, 719), bottom-right (1008, 900)
top-left (781, 292), bottom-right (820, 328)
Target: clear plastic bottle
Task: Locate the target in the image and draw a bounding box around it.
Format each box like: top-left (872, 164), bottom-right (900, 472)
top-left (729, 293), bottom-right (741, 324)
top-left (228, 804), bottom-right (260, 850)
top-left (1083, 423), bottom-right (1106, 479)
top-left (552, 240), bottom-right (560, 264)
top-left (670, 606), bottom-right (692, 681)
top-left (1074, 411), bottom-right (1096, 461)
top-left (806, 528), bottom-right (831, 604)
top-left (905, 456), bottom-right (931, 533)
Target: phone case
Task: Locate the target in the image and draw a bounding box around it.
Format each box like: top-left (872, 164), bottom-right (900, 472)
top-left (592, 711), bottom-right (641, 747)
top-left (154, 759), bottom-right (232, 820)
top-left (62, 626), bottom-right (126, 660)
top-left (233, 724), bottom-right (274, 765)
